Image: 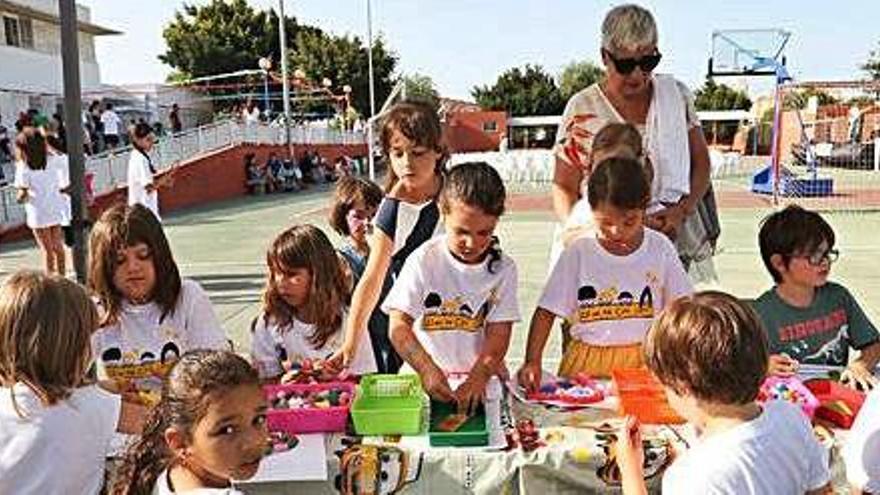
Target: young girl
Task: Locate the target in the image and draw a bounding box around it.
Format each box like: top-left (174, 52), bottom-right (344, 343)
top-left (114, 350), bottom-right (268, 494)
top-left (45, 131), bottom-right (75, 250)
top-left (89, 204), bottom-right (228, 405)
top-left (0, 271), bottom-right (143, 494)
top-left (251, 224), bottom-right (376, 381)
top-left (14, 127), bottom-right (66, 275)
top-left (128, 122), bottom-right (172, 221)
top-left (382, 162), bottom-right (520, 413)
top-left (327, 101), bottom-right (447, 375)
top-left (518, 156), bottom-right (693, 388)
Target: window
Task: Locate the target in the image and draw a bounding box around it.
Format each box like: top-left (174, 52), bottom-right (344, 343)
top-left (482, 120), bottom-right (498, 132)
top-left (3, 16), bottom-right (33, 49)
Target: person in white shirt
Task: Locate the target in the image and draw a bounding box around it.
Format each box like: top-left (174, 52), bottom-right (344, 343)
top-left (0, 271), bottom-right (144, 495)
top-left (100, 103), bottom-right (123, 148)
top-left (88, 204), bottom-right (228, 406)
top-left (844, 387), bottom-right (880, 493)
top-left (518, 156), bottom-right (692, 386)
top-left (251, 224), bottom-right (377, 380)
top-left (127, 122), bottom-right (172, 222)
top-left (113, 350), bottom-right (266, 494)
top-left (45, 132), bottom-right (74, 251)
top-left (13, 128), bottom-right (66, 275)
top-left (383, 162), bottom-right (521, 413)
top-left (617, 292), bottom-right (831, 495)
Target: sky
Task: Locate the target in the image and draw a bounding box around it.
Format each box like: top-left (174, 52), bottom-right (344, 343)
top-left (79, 0), bottom-right (880, 101)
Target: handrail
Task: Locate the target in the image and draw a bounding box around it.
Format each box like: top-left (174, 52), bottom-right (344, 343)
top-left (0, 119), bottom-right (366, 227)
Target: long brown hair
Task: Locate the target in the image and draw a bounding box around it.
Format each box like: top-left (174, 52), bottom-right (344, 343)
top-left (328, 176), bottom-right (383, 236)
top-left (112, 350), bottom-right (260, 495)
top-left (379, 100), bottom-right (447, 193)
top-left (15, 127), bottom-right (47, 170)
top-left (88, 204), bottom-right (182, 326)
top-left (261, 225), bottom-right (350, 349)
top-left (0, 271), bottom-right (98, 416)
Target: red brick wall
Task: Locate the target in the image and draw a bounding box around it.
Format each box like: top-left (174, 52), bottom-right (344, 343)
top-left (444, 111), bottom-right (507, 153)
top-left (0, 143), bottom-right (367, 242)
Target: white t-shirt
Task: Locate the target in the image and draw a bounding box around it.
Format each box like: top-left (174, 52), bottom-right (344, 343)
top-left (48, 153), bottom-right (71, 227)
top-left (381, 235), bottom-right (521, 374)
top-left (663, 401), bottom-right (830, 494)
top-left (0, 383), bottom-right (121, 495)
top-left (101, 110), bottom-right (122, 136)
top-left (844, 387), bottom-right (880, 493)
top-left (127, 148), bottom-right (160, 220)
top-left (91, 279), bottom-right (227, 401)
top-left (251, 311), bottom-right (377, 379)
top-left (539, 228), bottom-right (692, 346)
top-left (14, 162), bottom-right (65, 229)
top-left (152, 469), bottom-right (244, 495)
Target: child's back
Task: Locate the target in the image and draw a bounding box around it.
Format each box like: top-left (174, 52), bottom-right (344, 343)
top-left (663, 400), bottom-right (828, 494)
top-left (0, 384), bottom-right (120, 495)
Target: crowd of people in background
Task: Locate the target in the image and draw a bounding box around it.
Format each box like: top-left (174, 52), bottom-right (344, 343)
top-left (244, 149), bottom-right (361, 195)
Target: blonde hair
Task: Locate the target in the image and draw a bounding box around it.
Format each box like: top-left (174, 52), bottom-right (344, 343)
top-left (601, 4), bottom-right (658, 53)
top-left (0, 271), bottom-right (98, 415)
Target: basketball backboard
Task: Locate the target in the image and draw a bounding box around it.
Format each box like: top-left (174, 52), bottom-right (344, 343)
top-left (708, 29), bottom-right (791, 77)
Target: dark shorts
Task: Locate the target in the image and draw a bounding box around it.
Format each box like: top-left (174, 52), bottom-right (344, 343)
top-left (105, 134), bottom-right (120, 147)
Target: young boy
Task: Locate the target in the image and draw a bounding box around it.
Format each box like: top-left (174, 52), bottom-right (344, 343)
top-left (754, 205), bottom-right (879, 390)
top-left (617, 291), bottom-right (831, 495)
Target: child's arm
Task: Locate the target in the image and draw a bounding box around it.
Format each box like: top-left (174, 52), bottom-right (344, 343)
top-left (388, 309), bottom-right (455, 403)
top-left (326, 228), bottom-right (394, 373)
top-left (116, 398), bottom-right (147, 435)
top-left (516, 308), bottom-right (557, 393)
top-left (15, 187), bottom-right (28, 203)
top-left (455, 321), bottom-right (513, 415)
top-left (617, 416), bottom-right (648, 495)
top-left (842, 341), bottom-right (880, 391)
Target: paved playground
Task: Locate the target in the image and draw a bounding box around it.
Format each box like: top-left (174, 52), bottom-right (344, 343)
top-left (1, 178), bottom-right (879, 368)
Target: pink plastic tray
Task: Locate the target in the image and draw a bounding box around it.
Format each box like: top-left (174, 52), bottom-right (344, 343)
top-left (758, 376), bottom-right (819, 419)
top-left (264, 382), bottom-right (354, 434)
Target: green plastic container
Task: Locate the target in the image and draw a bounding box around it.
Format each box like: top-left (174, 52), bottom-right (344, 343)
top-left (351, 374), bottom-right (424, 435)
top-left (428, 400), bottom-right (489, 447)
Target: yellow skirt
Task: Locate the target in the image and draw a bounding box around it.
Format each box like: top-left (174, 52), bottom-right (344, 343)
top-left (558, 339), bottom-right (645, 379)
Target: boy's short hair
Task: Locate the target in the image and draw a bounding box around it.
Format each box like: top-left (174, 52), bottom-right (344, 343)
top-left (328, 177), bottom-right (384, 236)
top-left (645, 291), bottom-right (768, 405)
top-left (758, 205), bottom-right (835, 283)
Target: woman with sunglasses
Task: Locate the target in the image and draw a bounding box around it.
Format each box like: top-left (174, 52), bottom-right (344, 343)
top-left (551, 4), bottom-right (713, 269)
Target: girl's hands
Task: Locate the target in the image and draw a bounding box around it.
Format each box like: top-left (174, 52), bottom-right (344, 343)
top-left (454, 373), bottom-right (488, 416)
top-left (423, 365), bottom-right (455, 403)
top-left (516, 361), bottom-right (543, 393)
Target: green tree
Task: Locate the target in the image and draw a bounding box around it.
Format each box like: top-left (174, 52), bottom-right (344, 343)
top-left (288, 30), bottom-right (398, 117)
top-left (862, 42), bottom-right (880, 80)
top-left (402, 73), bottom-right (441, 111)
top-left (472, 65), bottom-right (564, 116)
top-left (694, 78), bottom-right (752, 111)
top-left (558, 61), bottom-right (604, 101)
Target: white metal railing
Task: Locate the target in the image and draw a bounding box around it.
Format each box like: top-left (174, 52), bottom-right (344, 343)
top-left (0, 120), bottom-right (366, 227)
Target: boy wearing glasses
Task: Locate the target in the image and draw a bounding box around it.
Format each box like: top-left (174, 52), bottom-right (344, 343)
top-left (754, 205), bottom-right (879, 390)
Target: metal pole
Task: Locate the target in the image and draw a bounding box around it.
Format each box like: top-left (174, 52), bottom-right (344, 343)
top-left (59, 0), bottom-right (87, 282)
top-left (263, 71), bottom-right (270, 118)
top-left (366, 0), bottom-right (376, 181)
top-left (279, 0), bottom-right (292, 159)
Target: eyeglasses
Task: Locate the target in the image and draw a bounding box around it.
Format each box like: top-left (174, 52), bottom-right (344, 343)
top-left (799, 248), bottom-right (839, 266)
top-left (603, 49), bottom-right (662, 75)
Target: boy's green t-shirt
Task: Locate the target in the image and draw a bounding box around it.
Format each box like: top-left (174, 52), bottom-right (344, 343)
top-left (752, 282), bottom-right (879, 366)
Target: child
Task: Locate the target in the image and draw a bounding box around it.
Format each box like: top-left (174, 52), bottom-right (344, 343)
top-left (114, 350), bottom-right (268, 494)
top-left (518, 156), bottom-right (692, 386)
top-left (328, 101), bottom-right (447, 375)
top-left (251, 224), bottom-right (377, 381)
top-left (127, 122), bottom-right (172, 221)
top-left (383, 162), bottom-right (520, 412)
top-left (14, 127), bottom-right (66, 275)
top-left (329, 177), bottom-right (390, 371)
top-left (88, 204), bottom-right (228, 405)
top-left (0, 271), bottom-right (143, 494)
top-left (843, 387), bottom-right (880, 492)
top-left (617, 291), bottom-right (830, 495)
top-left (754, 205), bottom-right (880, 390)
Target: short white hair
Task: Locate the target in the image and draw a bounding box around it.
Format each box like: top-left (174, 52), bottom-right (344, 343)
top-left (601, 4), bottom-right (658, 53)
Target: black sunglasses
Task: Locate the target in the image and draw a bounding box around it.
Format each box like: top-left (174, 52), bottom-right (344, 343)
top-left (603, 49), bottom-right (662, 75)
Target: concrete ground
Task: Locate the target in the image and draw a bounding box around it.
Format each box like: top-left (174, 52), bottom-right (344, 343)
top-left (2, 181), bottom-right (879, 368)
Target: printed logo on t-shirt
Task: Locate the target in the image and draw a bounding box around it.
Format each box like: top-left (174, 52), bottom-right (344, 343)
top-left (421, 289), bottom-right (497, 332)
top-left (576, 285), bottom-right (654, 323)
top-left (100, 338), bottom-right (182, 405)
